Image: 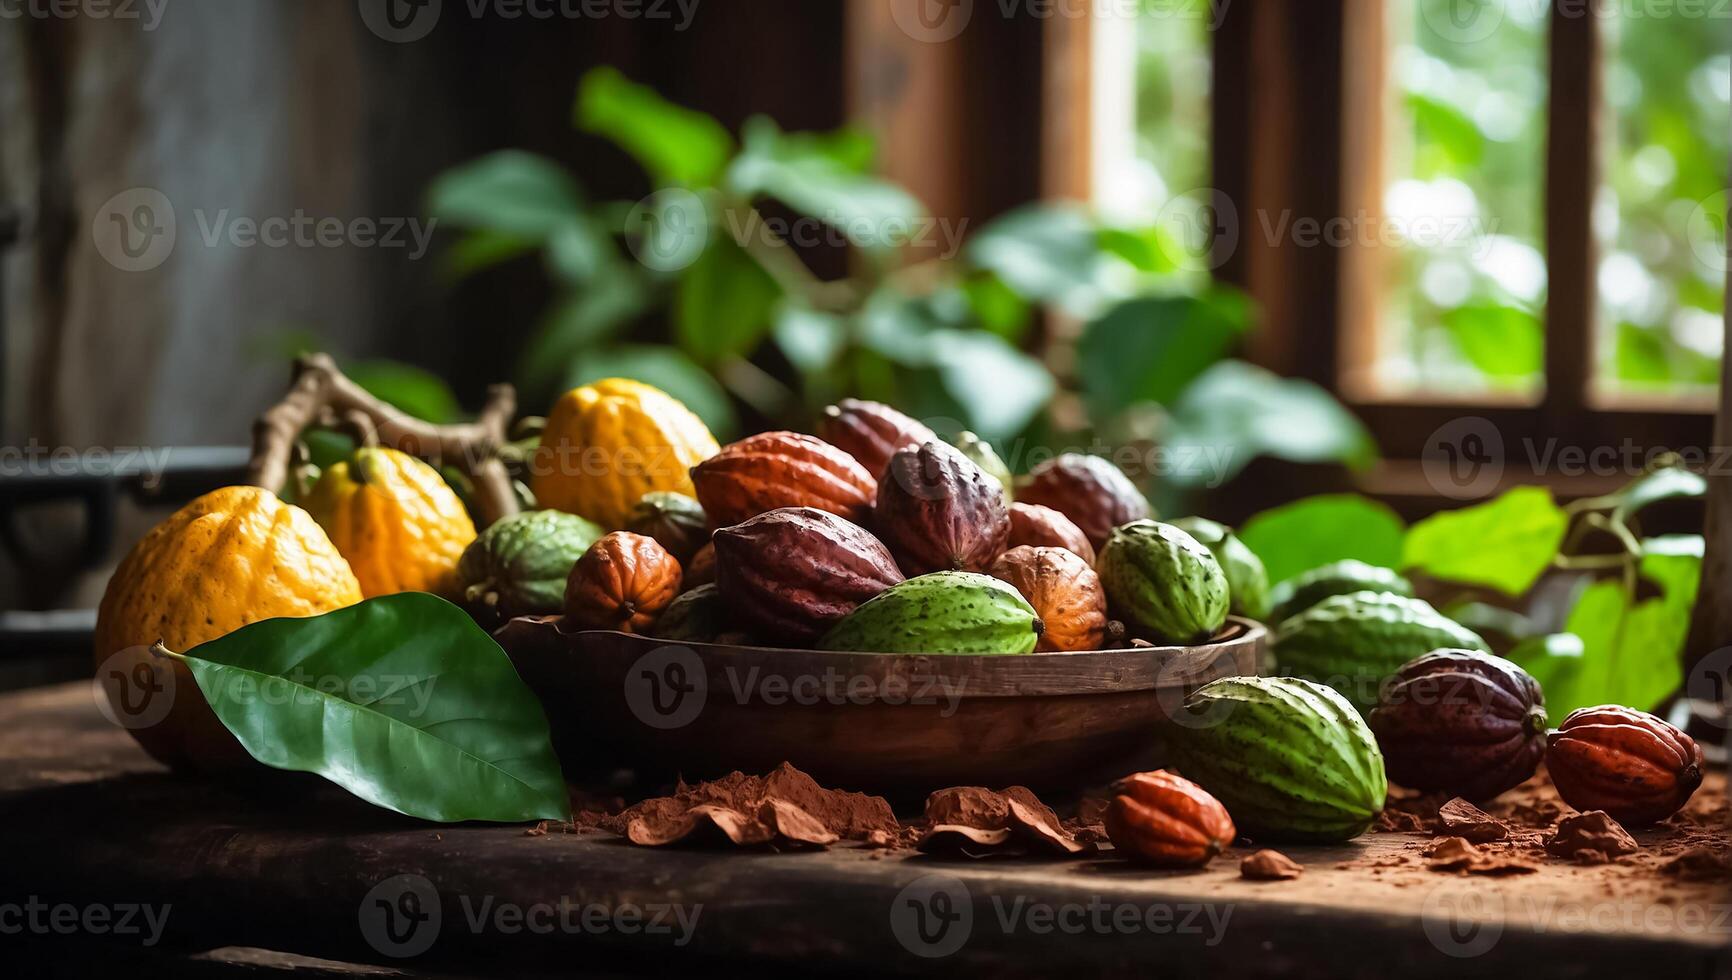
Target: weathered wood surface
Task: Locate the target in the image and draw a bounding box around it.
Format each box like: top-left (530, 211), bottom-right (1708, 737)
top-left (2, 681), bottom-right (1728, 979)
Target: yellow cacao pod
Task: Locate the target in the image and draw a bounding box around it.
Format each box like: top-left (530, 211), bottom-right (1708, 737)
top-left (303, 446), bottom-right (476, 598)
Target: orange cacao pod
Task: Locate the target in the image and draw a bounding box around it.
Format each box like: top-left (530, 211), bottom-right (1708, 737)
top-left (563, 531), bottom-right (682, 633)
top-left (1007, 502), bottom-right (1094, 564)
top-left (1016, 454), bottom-right (1150, 550)
top-left (987, 546), bottom-right (1106, 652)
top-left (691, 431), bottom-right (876, 527)
top-left (817, 399), bottom-right (938, 478)
top-left (1547, 704), bottom-right (1704, 825)
top-left (875, 441), bottom-right (1011, 574)
top-left (1104, 770), bottom-right (1237, 867)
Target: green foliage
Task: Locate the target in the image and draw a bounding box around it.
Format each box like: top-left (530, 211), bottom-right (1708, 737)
top-left (727, 117), bottom-right (922, 255)
top-left (574, 67), bottom-right (733, 187)
top-left (344, 360), bottom-right (463, 425)
top-left (1401, 486), bottom-right (1568, 595)
top-left (1076, 290), bottom-right (1248, 416)
top-left (1164, 361), bottom-right (1377, 486)
top-left (427, 151), bottom-right (586, 239)
top-left (1238, 494), bottom-right (1407, 586)
top-left (675, 236), bottom-right (781, 364)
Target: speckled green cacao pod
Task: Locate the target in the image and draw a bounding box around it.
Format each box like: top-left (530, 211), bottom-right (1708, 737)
top-left (1169, 516), bottom-right (1270, 621)
top-left (1273, 591), bottom-right (1491, 713)
top-left (953, 431), bottom-right (1014, 506)
top-left (648, 584), bottom-right (729, 642)
top-left (1267, 559), bottom-right (1414, 625)
top-left (457, 509), bottom-right (604, 621)
top-left (817, 571), bottom-right (1041, 654)
top-left (1096, 520), bottom-right (1229, 643)
top-left (1168, 676), bottom-right (1387, 842)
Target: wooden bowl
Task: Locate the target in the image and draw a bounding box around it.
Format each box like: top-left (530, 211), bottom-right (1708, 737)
top-left (495, 617), bottom-right (1267, 800)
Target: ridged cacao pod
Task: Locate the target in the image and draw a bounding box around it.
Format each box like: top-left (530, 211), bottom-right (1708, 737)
top-left (712, 507), bottom-right (904, 643)
top-left (1268, 560), bottom-right (1414, 625)
top-left (817, 399), bottom-right (937, 478)
top-left (1367, 649), bottom-right (1547, 800)
top-left (876, 441), bottom-right (1011, 574)
top-left (1096, 520), bottom-right (1229, 643)
top-left (303, 447), bottom-right (476, 598)
top-left (818, 571), bottom-right (1042, 654)
top-left (954, 431), bottom-right (1014, 505)
top-left (458, 509), bottom-right (604, 622)
top-left (563, 531), bottom-right (683, 633)
top-left (1168, 676), bottom-right (1388, 842)
top-left (1547, 705), bottom-right (1704, 825)
top-left (625, 491), bottom-right (710, 564)
top-left (1015, 453), bottom-right (1150, 549)
top-left (1169, 516), bottom-right (1270, 621)
top-left (685, 542), bottom-right (716, 587)
top-left (691, 431), bottom-right (876, 527)
top-left (1274, 591), bottom-right (1491, 714)
top-left (1007, 502), bottom-right (1094, 564)
top-left (987, 546), bottom-right (1106, 652)
top-left (1104, 770), bottom-right (1237, 867)
top-left (649, 584), bottom-right (729, 643)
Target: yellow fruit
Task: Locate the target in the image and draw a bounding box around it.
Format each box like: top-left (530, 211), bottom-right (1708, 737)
top-left (93, 486), bottom-right (363, 771)
top-left (529, 378), bottom-right (719, 529)
top-left (303, 447), bottom-right (476, 597)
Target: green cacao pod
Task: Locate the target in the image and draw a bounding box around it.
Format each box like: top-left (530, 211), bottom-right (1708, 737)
top-left (1273, 591), bottom-right (1491, 713)
top-left (1168, 676), bottom-right (1387, 842)
top-left (649, 584), bottom-right (730, 642)
top-left (953, 430), bottom-right (1014, 506)
top-left (625, 491), bottom-right (710, 565)
top-left (1169, 516), bottom-right (1270, 621)
top-left (817, 571), bottom-right (1041, 654)
top-left (457, 509), bottom-right (604, 622)
top-left (1267, 559), bottom-right (1414, 624)
top-left (1096, 520), bottom-right (1229, 643)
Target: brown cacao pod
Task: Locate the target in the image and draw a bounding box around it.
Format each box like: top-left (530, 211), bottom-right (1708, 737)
top-left (685, 542), bottom-right (716, 587)
top-left (625, 491), bottom-right (710, 564)
top-left (817, 399), bottom-right (937, 478)
top-left (1104, 770), bottom-right (1237, 868)
top-left (1367, 649), bottom-right (1547, 801)
top-left (1547, 704), bottom-right (1704, 825)
top-left (691, 431), bottom-right (876, 527)
top-left (1007, 502), bottom-right (1094, 564)
top-left (1014, 454), bottom-right (1150, 549)
top-left (563, 531), bottom-right (682, 633)
top-left (875, 441), bottom-right (1011, 574)
top-left (713, 507), bottom-right (905, 643)
top-left (987, 546), bottom-right (1106, 652)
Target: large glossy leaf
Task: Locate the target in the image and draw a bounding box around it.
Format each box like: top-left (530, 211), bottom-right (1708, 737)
top-left (726, 117), bottom-right (923, 254)
top-left (1402, 486), bottom-right (1567, 595)
top-left (165, 593), bottom-right (569, 823)
top-left (1238, 494), bottom-right (1407, 586)
top-left (426, 151), bottom-right (585, 239)
top-left (1163, 360), bottom-right (1377, 486)
top-left (574, 67), bottom-right (733, 187)
top-left (925, 329), bottom-right (1054, 443)
top-left (675, 235), bottom-right (781, 364)
top-left (1076, 290), bottom-right (1250, 417)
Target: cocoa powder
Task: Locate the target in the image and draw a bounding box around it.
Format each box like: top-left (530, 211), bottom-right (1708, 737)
top-left (918, 785), bottom-right (1096, 857)
top-left (1546, 811), bottom-right (1639, 861)
top-left (1437, 798), bottom-right (1508, 843)
top-left (601, 763), bottom-right (900, 849)
top-left (1241, 849), bottom-right (1304, 880)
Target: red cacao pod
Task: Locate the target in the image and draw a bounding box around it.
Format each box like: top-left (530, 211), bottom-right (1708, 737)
top-left (1104, 770), bottom-right (1236, 867)
top-left (713, 507), bottom-right (905, 643)
top-left (1367, 649), bottom-right (1547, 801)
top-left (1015, 454), bottom-right (1150, 549)
top-left (563, 531), bottom-right (682, 633)
top-left (1007, 502), bottom-right (1095, 564)
top-left (987, 546), bottom-right (1106, 652)
top-left (691, 431), bottom-right (876, 527)
top-left (875, 441), bottom-right (1011, 574)
top-left (818, 399), bottom-right (938, 478)
top-left (1547, 704), bottom-right (1704, 825)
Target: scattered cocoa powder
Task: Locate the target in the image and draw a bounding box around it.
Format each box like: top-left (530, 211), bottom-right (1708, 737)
top-left (601, 763), bottom-right (900, 849)
top-left (1437, 798), bottom-right (1507, 843)
top-left (1241, 849), bottom-right (1303, 880)
top-left (1424, 836), bottom-right (1538, 876)
top-left (917, 785), bottom-right (1096, 858)
top-left (1546, 811), bottom-right (1639, 862)
top-left (1660, 846), bottom-right (1732, 881)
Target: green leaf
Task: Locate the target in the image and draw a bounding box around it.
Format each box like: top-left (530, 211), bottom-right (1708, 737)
top-left (1401, 487), bottom-right (1567, 595)
top-left (426, 151), bottom-right (584, 239)
top-left (563, 344), bottom-right (737, 439)
top-left (1406, 92), bottom-right (1484, 176)
top-left (959, 272), bottom-right (1031, 341)
top-left (1616, 321), bottom-right (1673, 384)
top-left (518, 277), bottom-right (649, 400)
top-left (1238, 494), bottom-right (1407, 586)
top-left (925, 329), bottom-right (1054, 443)
top-left (544, 215), bottom-right (616, 285)
top-left (1612, 466), bottom-right (1707, 522)
top-left (574, 67), bottom-right (733, 187)
top-left (1163, 360), bottom-right (1377, 486)
top-left (1077, 290), bottom-right (1250, 417)
top-left (440, 230), bottom-right (539, 280)
top-left (773, 304), bottom-right (847, 373)
top-left (726, 117), bottom-right (924, 253)
top-left (675, 236), bottom-right (782, 364)
top-left (1442, 303), bottom-right (1542, 382)
top-left (966, 203), bottom-right (1104, 314)
top-left (1504, 632), bottom-right (1586, 702)
top-left (167, 593), bottom-right (568, 823)
top-left (346, 360), bottom-right (462, 424)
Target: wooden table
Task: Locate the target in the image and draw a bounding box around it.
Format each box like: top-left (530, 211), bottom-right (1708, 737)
top-left (2, 681), bottom-right (1728, 979)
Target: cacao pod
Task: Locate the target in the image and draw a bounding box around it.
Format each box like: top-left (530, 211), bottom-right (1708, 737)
top-left (1015, 453), bottom-right (1150, 549)
top-left (712, 507), bottom-right (905, 643)
top-left (987, 546), bottom-right (1106, 652)
top-left (691, 431), bottom-right (876, 527)
top-left (458, 509), bottom-right (604, 622)
top-left (818, 571), bottom-right (1042, 654)
top-left (817, 398), bottom-right (937, 478)
top-left (685, 541), bottom-right (717, 587)
top-left (530, 377), bottom-right (719, 529)
top-left (625, 490), bottom-right (710, 564)
top-left (1367, 649), bottom-right (1547, 800)
top-left (1169, 516), bottom-right (1270, 621)
top-left (303, 446), bottom-right (476, 598)
top-left (1547, 705), bottom-right (1704, 825)
top-left (94, 486), bottom-right (363, 771)
top-left (1168, 676), bottom-right (1388, 842)
top-left (563, 531), bottom-right (683, 633)
top-left (875, 441), bottom-right (1011, 574)
top-left (649, 584), bottom-right (730, 643)
top-left (954, 430), bottom-right (1014, 506)
top-left (1096, 520), bottom-right (1229, 643)
top-left (1267, 559), bottom-right (1414, 625)
top-left (1273, 591), bottom-right (1491, 714)
top-left (1104, 770), bottom-right (1237, 867)
top-left (1007, 502), bottom-right (1094, 564)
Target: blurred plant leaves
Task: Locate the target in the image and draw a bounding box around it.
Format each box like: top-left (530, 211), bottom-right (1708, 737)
top-left (426, 150), bottom-right (585, 238)
top-left (1442, 302), bottom-right (1542, 382)
top-left (562, 344), bottom-right (737, 438)
top-left (518, 277), bottom-right (648, 403)
top-left (1547, 537), bottom-right (1702, 715)
top-left (440, 229), bottom-right (539, 280)
top-left (966, 203), bottom-right (1106, 315)
top-left (1077, 289), bottom-right (1250, 418)
top-left (346, 361), bottom-right (463, 425)
top-left (773, 303), bottom-right (848, 373)
top-left (1163, 361), bottom-right (1377, 486)
top-left (925, 330), bottom-right (1054, 443)
top-left (575, 67), bottom-right (734, 188)
top-left (676, 236), bottom-right (781, 364)
top-left (726, 117), bottom-right (923, 254)
top-left (1504, 632), bottom-right (1587, 704)
top-left (959, 272), bottom-right (1031, 341)
top-left (1401, 486), bottom-right (1567, 595)
top-left (1239, 494), bottom-right (1407, 586)
top-left (1612, 466), bottom-right (1707, 522)
top-left (1406, 92), bottom-right (1484, 177)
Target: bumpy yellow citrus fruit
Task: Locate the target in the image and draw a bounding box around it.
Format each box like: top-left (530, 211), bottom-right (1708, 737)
top-left (303, 446), bottom-right (476, 598)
